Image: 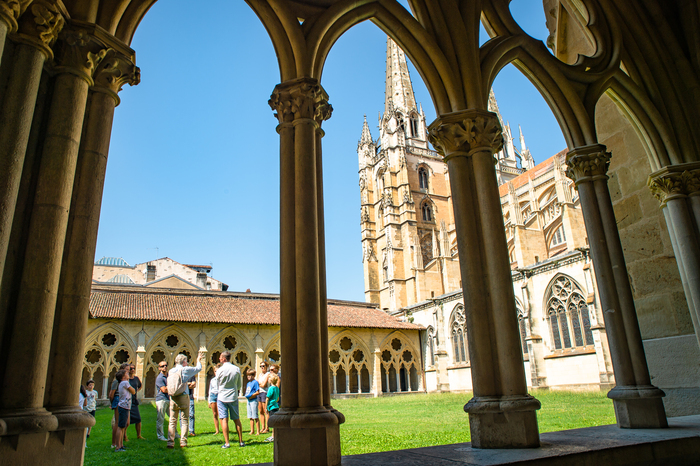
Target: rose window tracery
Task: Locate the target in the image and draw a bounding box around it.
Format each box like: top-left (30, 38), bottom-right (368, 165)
top-left (379, 336), bottom-right (420, 393)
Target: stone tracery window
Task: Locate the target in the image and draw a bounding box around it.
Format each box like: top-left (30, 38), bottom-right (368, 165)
top-left (426, 326), bottom-right (436, 367)
top-left (545, 275), bottom-right (594, 351)
top-left (328, 335), bottom-right (370, 394)
top-left (379, 336), bottom-right (420, 393)
top-left (421, 201), bottom-right (433, 222)
top-left (450, 305), bottom-right (468, 364)
top-left (418, 166), bottom-right (428, 190)
top-left (82, 327), bottom-right (135, 399)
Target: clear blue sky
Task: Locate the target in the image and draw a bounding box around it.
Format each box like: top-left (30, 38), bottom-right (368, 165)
top-left (96, 1), bottom-right (565, 302)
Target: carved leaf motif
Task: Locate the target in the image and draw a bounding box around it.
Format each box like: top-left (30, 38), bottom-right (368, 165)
top-left (565, 150), bottom-right (611, 182)
top-left (30, 2), bottom-right (63, 46)
top-left (648, 169), bottom-right (700, 204)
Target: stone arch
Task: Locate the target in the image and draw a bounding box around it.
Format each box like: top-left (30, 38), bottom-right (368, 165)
top-left (378, 331), bottom-right (421, 393)
top-left (144, 324), bottom-right (198, 380)
top-left (448, 304), bottom-right (469, 365)
top-left (263, 332), bottom-right (281, 365)
top-left (83, 323), bottom-right (137, 390)
top-left (542, 273), bottom-right (594, 351)
top-left (328, 330), bottom-right (371, 394)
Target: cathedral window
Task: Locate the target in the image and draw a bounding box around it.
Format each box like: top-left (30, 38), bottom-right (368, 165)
top-left (551, 225), bottom-right (566, 247)
top-left (545, 275), bottom-right (594, 351)
top-left (426, 326), bottom-right (436, 366)
top-left (421, 202), bottom-right (433, 222)
top-left (450, 305), bottom-right (468, 364)
top-left (418, 167), bottom-right (428, 191)
top-left (410, 116), bottom-right (420, 137)
top-left (516, 304), bottom-right (528, 355)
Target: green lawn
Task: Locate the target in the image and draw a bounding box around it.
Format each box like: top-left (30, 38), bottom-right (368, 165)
top-left (84, 391), bottom-right (615, 466)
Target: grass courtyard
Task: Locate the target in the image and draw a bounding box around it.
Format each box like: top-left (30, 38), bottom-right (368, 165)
top-left (84, 391), bottom-right (615, 465)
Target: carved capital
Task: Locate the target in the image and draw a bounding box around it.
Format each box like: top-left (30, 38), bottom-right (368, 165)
top-left (52, 27), bottom-right (110, 85)
top-left (269, 77), bottom-right (332, 125)
top-left (565, 144), bottom-right (611, 184)
top-left (428, 110), bottom-right (503, 162)
top-left (12, 0), bottom-right (64, 59)
top-left (0, 0), bottom-right (31, 32)
top-left (648, 162), bottom-right (700, 206)
top-left (92, 48), bottom-right (140, 105)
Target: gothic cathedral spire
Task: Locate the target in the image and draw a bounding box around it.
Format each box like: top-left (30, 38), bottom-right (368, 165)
top-left (385, 38), bottom-right (418, 115)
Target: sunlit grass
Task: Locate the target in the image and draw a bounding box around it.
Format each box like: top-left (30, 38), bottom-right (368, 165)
top-left (84, 390), bottom-right (615, 465)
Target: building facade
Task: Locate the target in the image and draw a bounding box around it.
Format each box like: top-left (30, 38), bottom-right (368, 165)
top-left (83, 261), bottom-right (423, 403)
top-left (360, 39), bottom-right (613, 392)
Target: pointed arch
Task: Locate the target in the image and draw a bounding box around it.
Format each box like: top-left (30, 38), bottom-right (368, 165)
top-left (328, 329), bottom-right (372, 394)
top-left (449, 304), bottom-right (469, 364)
top-left (543, 274), bottom-right (593, 351)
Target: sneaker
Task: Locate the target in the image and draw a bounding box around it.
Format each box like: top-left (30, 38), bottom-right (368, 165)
top-left (221, 443), bottom-right (230, 449)
top-left (116, 447), bottom-right (126, 452)
top-left (239, 442), bottom-right (246, 447)
top-left (264, 436), bottom-right (274, 443)
top-left (158, 436), bottom-right (167, 441)
top-left (167, 445), bottom-right (174, 449)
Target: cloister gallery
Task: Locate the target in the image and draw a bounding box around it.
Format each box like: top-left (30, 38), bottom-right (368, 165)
top-left (2, 1), bottom-right (700, 465)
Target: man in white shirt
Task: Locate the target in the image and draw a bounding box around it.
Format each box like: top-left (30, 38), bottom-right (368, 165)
top-left (215, 351), bottom-right (244, 448)
top-left (167, 352), bottom-right (203, 448)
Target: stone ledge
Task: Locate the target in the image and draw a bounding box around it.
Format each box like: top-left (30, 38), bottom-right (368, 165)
top-left (251, 415), bottom-right (700, 465)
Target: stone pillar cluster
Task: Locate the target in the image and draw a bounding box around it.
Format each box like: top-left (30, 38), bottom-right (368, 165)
top-left (428, 109), bottom-right (541, 448)
top-left (0, 3), bottom-right (139, 463)
top-left (648, 163), bottom-right (700, 349)
top-left (268, 77), bottom-right (344, 466)
top-left (566, 144), bottom-right (667, 428)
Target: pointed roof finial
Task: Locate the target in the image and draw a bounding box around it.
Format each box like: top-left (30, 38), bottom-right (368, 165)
top-left (519, 124), bottom-right (527, 151)
top-left (360, 115), bottom-right (373, 145)
top-left (385, 37), bottom-right (418, 115)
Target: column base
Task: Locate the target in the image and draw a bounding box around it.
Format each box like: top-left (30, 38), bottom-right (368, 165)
top-left (608, 385), bottom-right (668, 428)
top-left (0, 408), bottom-right (58, 436)
top-left (269, 407), bottom-right (342, 465)
top-left (464, 395), bottom-right (541, 448)
top-left (0, 427), bottom-right (86, 466)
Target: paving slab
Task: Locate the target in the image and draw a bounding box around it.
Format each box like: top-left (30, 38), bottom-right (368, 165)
top-left (249, 415), bottom-right (700, 466)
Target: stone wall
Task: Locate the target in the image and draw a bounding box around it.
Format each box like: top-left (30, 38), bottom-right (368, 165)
top-left (596, 94), bottom-right (700, 415)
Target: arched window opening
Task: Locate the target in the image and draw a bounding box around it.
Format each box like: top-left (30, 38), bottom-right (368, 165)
top-left (421, 202), bottom-right (433, 222)
top-left (410, 115), bottom-right (420, 138)
top-left (144, 367), bottom-right (156, 398)
top-left (551, 225), bottom-right (566, 247)
top-left (426, 326), bottom-right (436, 366)
top-left (450, 306), bottom-right (468, 364)
top-left (399, 367), bottom-right (408, 391)
top-left (349, 366), bottom-right (359, 393)
top-left (388, 365), bottom-right (398, 392)
top-left (335, 367), bottom-right (347, 394)
top-left (418, 167), bottom-right (428, 191)
top-left (360, 367), bottom-right (370, 393)
top-left (380, 336), bottom-right (419, 393)
top-left (545, 275), bottom-right (593, 351)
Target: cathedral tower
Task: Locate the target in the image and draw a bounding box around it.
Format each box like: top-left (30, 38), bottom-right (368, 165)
top-left (358, 38), bottom-right (461, 313)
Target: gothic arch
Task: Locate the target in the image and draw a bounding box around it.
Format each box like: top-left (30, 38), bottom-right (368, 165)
top-left (378, 331), bottom-right (421, 393)
top-left (448, 304), bottom-right (469, 365)
top-left (542, 273), bottom-right (594, 351)
top-left (328, 330), bottom-right (371, 394)
top-left (206, 327), bottom-right (256, 373)
top-left (263, 332), bottom-right (282, 364)
top-left (144, 324), bottom-right (198, 378)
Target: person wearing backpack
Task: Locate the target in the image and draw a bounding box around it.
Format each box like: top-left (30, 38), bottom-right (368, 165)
top-left (167, 352), bottom-right (203, 448)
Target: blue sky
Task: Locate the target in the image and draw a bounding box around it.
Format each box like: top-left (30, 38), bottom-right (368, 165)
top-left (96, 1), bottom-right (565, 302)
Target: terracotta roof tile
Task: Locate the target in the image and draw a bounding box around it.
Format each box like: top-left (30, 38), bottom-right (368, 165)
top-left (89, 285), bottom-right (422, 330)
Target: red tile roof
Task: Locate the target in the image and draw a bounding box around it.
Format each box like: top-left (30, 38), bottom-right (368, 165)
top-left (498, 149), bottom-right (567, 197)
top-left (89, 285), bottom-right (422, 330)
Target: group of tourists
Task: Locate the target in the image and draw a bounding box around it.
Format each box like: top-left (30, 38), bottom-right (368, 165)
top-left (96, 352), bottom-right (281, 453)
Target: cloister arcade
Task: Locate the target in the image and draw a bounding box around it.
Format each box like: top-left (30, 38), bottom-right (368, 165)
top-left (2, 1), bottom-right (700, 465)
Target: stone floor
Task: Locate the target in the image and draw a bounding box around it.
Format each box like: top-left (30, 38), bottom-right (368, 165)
top-left (250, 415), bottom-right (700, 465)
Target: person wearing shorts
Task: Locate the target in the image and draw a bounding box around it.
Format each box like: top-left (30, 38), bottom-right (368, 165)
top-left (208, 363), bottom-right (222, 435)
top-left (256, 361), bottom-right (270, 433)
top-left (116, 369), bottom-right (135, 452)
top-left (215, 351), bottom-right (244, 448)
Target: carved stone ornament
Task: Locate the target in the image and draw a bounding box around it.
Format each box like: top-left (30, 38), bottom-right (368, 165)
top-left (564, 145), bottom-right (611, 184)
top-left (52, 27), bottom-right (111, 85)
top-left (92, 49), bottom-right (141, 105)
top-left (13, 1), bottom-right (64, 59)
top-left (648, 162), bottom-right (700, 206)
top-left (0, 0), bottom-right (31, 32)
top-left (361, 207), bottom-right (370, 223)
top-left (362, 242), bottom-right (377, 263)
top-left (269, 77), bottom-right (332, 125)
top-left (428, 109), bottom-right (504, 161)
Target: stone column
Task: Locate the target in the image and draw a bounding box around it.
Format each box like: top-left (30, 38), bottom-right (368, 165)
top-left (268, 77), bottom-right (342, 466)
top-left (648, 163), bottom-right (700, 347)
top-left (0, 1), bottom-right (63, 297)
top-left (566, 144), bottom-right (667, 428)
top-left (0, 0), bottom-right (33, 67)
top-left (433, 302), bottom-right (450, 392)
top-left (429, 109), bottom-right (540, 448)
top-left (520, 277), bottom-right (547, 388)
top-left (372, 349), bottom-right (382, 397)
top-left (44, 45), bottom-right (138, 424)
